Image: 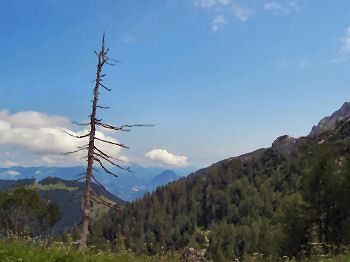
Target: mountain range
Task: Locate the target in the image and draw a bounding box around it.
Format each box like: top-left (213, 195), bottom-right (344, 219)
top-left (0, 165), bottom-right (193, 201)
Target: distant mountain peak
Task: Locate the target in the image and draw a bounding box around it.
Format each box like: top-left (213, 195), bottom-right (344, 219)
top-left (309, 101), bottom-right (350, 136)
top-left (147, 170), bottom-right (180, 190)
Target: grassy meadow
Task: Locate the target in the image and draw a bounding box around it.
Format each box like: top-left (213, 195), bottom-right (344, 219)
top-left (1, 236), bottom-right (350, 262)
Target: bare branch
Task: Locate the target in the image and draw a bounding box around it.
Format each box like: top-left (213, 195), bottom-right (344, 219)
top-left (93, 157), bottom-right (118, 178)
top-left (72, 121), bottom-right (90, 126)
top-left (93, 146), bottom-right (111, 159)
top-left (94, 153), bottom-right (131, 172)
top-left (63, 147), bottom-right (88, 155)
top-left (94, 152), bottom-right (117, 166)
top-left (91, 173), bottom-right (105, 190)
top-left (77, 144), bottom-right (89, 149)
top-left (96, 122), bottom-right (127, 131)
top-left (74, 172), bottom-right (87, 177)
top-left (98, 123), bottom-right (155, 132)
top-left (95, 137), bottom-right (129, 149)
top-left (123, 124), bottom-right (155, 128)
top-left (97, 105), bottom-right (110, 109)
top-left (106, 56), bottom-right (119, 64)
top-left (94, 146), bottom-right (130, 164)
top-left (63, 131), bottom-right (90, 139)
top-left (70, 176), bottom-right (87, 182)
top-left (90, 195), bottom-right (119, 209)
top-left (105, 61), bottom-right (116, 66)
top-left (90, 190), bottom-right (121, 210)
top-left (99, 82), bottom-right (112, 91)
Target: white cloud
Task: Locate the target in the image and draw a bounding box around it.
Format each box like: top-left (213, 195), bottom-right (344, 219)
top-left (289, 1), bottom-right (300, 12)
top-left (331, 27), bottom-right (350, 64)
top-left (0, 170), bottom-right (21, 179)
top-left (145, 149), bottom-right (188, 166)
top-left (194, 0), bottom-right (229, 8)
top-left (0, 110), bottom-right (70, 128)
top-left (0, 109), bottom-right (127, 166)
top-left (264, 1), bottom-right (300, 16)
top-left (264, 2), bottom-right (283, 15)
top-left (340, 27), bottom-right (350, 55)
top-left (194, 0), bottom-right (252, 31)
top-left (212, 15), bottom-right (227, 31)
top-left (122, 33), bottom-right (137, 44)
top-left (0, 161), bottom-right (19, 168)
top-left (7, 170), bottom-right (20, 176)
top-left (232, 4), bottom-right (252, 22)
top-left (195, 0), bottom-right (216, 8)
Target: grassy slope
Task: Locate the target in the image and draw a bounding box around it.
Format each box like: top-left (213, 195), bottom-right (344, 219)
top-left (1, 238), bottom-right (350, 262)
top-left (0, 238), bottom-right (180, 262)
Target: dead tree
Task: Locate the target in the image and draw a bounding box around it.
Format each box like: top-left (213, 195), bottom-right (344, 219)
top-left (64, 34), bottom-right (144, 250)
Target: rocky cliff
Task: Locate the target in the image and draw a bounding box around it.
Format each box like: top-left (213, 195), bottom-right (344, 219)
top-left (309, 102), bottom-right (350, 136)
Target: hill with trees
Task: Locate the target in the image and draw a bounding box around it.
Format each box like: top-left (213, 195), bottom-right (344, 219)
top-left (91, 104), bottom-right (350, 261)
top-left (0, 177), bottom-right (125, 235)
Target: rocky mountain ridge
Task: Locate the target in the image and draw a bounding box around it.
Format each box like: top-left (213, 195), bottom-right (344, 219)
top-left (271, 102), bottom-right (350, 156)
top-left (309, 101), bottom-right (350, 136)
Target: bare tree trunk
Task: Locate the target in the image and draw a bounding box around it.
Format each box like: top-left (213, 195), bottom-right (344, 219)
top-left (65, 34), bottom-right (147, 251)
top-left (79, 40), bottom-right (104, 251)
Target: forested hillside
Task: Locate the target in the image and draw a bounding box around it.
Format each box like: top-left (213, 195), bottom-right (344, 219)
top-left (0, 177), bottom-right (125, 235)
top-left (94, 117), bottom-right (350, 261)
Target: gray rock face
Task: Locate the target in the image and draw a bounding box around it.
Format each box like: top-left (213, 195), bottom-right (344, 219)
top-left (271, 135), bottom-right (297, 157)
top-left (309, 102), bottom-right (350, 136)
top-left (270, 102), bottom-right (350, 157)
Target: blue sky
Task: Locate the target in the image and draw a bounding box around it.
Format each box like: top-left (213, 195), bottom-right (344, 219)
top-left (0, 0), bottom-right (349, 169)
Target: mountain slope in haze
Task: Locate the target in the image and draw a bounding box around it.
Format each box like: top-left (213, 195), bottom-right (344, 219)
top-left (0, 166), bottom-right (86, 181)
top-left (0, 177), bottom-right (125, 234)
top-left (120, 170), bottom-right (181, 200)
top-left (146, 170), bottom-right (180, 190)
top-left (0, 165), bottom-right (194, 201)
top-left (99, 102), bottom-right (350, 261)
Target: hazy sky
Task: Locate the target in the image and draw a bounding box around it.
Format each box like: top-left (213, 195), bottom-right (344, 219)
top-left (0, 0), bottom-right (349, 168)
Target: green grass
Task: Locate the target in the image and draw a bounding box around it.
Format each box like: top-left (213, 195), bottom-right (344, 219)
top-left (0, 237), bottom-right (180, 262)
top-left (244, 253), bottom-right (350, 262)
top-left (2, 237), bottom-right (350, 262)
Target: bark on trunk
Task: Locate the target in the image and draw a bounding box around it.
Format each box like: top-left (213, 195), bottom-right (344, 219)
top-left (79, 45), bottom-right (103, 251)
